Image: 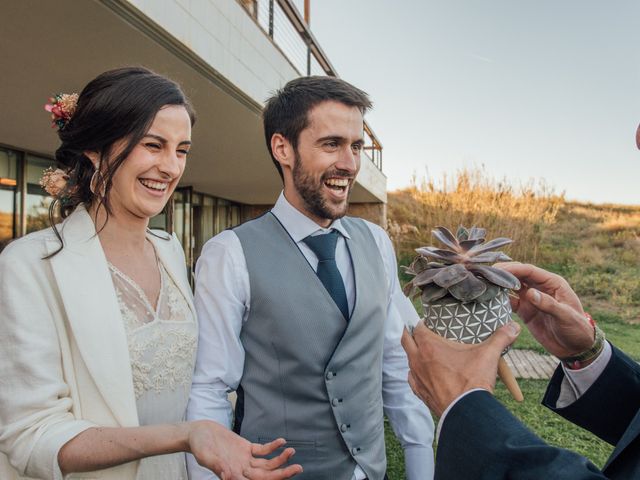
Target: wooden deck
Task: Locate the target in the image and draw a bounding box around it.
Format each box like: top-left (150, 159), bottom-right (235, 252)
top-left (504, 349), bottom-right (559, 379)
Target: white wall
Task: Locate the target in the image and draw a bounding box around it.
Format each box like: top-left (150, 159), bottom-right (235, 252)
top-left (126, 0), bottom-right (298, 105)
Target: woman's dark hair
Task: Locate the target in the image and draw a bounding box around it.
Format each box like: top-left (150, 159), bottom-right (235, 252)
top-left (48, 66), bottom-right (196, 255)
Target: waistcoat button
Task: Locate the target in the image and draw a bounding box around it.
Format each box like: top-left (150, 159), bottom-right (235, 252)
top-left (332, 398), bottom-right (340, 407)
top-left (325, 371), bottom-right (335, 380)
top-left (340, 423), bottom-right (348, 432)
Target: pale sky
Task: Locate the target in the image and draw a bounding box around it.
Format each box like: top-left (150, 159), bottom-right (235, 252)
top-left (306, 0), bottom-right (640, 205)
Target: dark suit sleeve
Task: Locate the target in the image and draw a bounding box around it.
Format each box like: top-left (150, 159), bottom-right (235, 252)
top-left (435, 390), bottom-right (606, 480)
top-left (543, 344), bottom-right (640, 446)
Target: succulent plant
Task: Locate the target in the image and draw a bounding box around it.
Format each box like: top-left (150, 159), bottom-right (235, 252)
top-left (404, 226), bottom-right (521, 304)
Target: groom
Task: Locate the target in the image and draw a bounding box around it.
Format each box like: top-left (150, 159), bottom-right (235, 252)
top-left (187, 76), bottom-right (434, 480)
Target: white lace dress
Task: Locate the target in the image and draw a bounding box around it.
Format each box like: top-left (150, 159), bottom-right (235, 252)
top-left (109, 260), bottom-right (197, 480)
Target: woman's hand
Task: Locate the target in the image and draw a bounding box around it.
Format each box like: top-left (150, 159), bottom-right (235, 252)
top-left (58, 421), bottom-right (303, 478)
top-left (496, 262), bottom-right (594, 358)
top-left (187, 420), bottom-right (303, 479)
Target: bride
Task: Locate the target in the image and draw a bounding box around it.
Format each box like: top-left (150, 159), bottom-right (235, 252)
top-left (0, 67), bottom-right (301, 480)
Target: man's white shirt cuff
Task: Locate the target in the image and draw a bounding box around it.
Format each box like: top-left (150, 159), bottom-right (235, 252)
top-left (404, 446), bottom-right (435, 480)
top-left (557, 341), bottom-right (612, 408)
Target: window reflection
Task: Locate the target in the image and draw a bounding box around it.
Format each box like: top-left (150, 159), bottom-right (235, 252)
top-left (0, 148), bottom-right (59, 253)
top-left (0, 149), bottom-right (19, 251)
top-left (0, 147), bottom-right (244, 269)
top-left (193, 193), bottom-right (215, 260)
top-left (158, 188), bottom-right (242, 276)
top-left (26, 155), bottom-right (57, 234)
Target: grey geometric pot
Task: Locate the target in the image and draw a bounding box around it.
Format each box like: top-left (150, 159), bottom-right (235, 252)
top-left (422, 288), bottom-right (512, 344)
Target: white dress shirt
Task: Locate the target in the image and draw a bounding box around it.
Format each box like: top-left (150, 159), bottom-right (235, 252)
top-left (187, 192), bottom-right (435, 480)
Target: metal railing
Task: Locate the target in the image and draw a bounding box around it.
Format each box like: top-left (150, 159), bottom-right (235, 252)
top-left (238, 0), bottom-right (383, 171)
top-left (363, 123), bottom-right (382, 170)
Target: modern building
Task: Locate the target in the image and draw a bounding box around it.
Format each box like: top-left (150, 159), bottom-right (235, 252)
top-left (0, 0), bottom-right (386, 271)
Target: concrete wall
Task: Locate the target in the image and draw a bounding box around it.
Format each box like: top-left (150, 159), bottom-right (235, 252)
top-left (125, 0), bottom-right (298, 105)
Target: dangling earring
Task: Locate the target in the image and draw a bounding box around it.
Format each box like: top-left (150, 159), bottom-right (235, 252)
top-left (89, 169), bottom-right (105, 196)
top-left (89, 169), bottom-right (98, 195)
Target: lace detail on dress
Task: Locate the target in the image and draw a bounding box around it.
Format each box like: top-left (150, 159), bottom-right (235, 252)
top-left (108, 252), bottom-right (195, 480)
top-left (129, 327), bottom-right (197, 398)
top-left (108, 259), bottom-right (197, 397)
top-left (108, 261), bottom-right (164, 330)
top-left (166, 277), bottom-right (191, 322)
top-left (113, 285), bottom-right (146, 332)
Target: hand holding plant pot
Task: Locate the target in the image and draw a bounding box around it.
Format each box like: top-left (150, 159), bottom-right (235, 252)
top-left (404, 226), bottom-right (524, 401)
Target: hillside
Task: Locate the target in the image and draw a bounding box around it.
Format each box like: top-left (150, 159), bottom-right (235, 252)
top-left (539, 202), bottom-right (640, 323)
top-left (387, 174), bottom-right (640, 327)
top-left (384, 177), bottom-right (640, 473)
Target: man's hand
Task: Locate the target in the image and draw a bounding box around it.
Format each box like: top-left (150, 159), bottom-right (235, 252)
top-left (401, 321), bottom-right (520, 417)
top-left (188, 420), bottom-right (303, 479)
top-left (496, 262), bottom-right (594, 358)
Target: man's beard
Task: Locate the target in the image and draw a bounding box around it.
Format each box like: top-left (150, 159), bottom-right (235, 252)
top-left (292, 150), bottom-right (352, 221)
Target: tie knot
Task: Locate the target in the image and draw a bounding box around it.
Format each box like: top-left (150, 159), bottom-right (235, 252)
top-left (303, 230), bottom-right (339, 261)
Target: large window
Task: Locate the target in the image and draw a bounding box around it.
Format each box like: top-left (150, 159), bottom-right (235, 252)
top-left (192, 193), bottom-right (215, 260)
top-left (0, 148), bottom-right (19, 251)
top-left (150, 187), bottom-right (242, 277)
top-left (173, 188), bottom-right (193, 268)
top-left (1, 148), bottom-right (245, 271)
top-left (25, 154), bottom-right (57, 234)
top-left (0, 147), bottom-right (58, 252)
top-left (196, 194), bottom-right (241, 260)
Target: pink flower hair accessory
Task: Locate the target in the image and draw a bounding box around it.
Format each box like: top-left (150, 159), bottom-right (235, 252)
top-left (44, 93), bottom-right (79, 130)
top-left (39, 167), bottom-right (70, 198)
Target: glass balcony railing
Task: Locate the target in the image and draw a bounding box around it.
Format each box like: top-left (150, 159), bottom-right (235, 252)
top-left (239, 0), bottom-right (383, 171)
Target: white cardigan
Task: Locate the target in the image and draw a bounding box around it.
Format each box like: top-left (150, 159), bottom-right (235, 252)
top-left (0, 206), bottom-right (195, 480)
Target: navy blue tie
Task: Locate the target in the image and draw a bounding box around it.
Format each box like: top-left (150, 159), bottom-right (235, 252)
top-left (303, 231), bottom-right (350, 321)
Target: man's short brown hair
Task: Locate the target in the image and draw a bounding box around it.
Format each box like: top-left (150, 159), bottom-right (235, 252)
top-left (263, 76), bottom-right (372, 179)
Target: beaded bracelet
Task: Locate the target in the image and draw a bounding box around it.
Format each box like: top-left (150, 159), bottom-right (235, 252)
top-left (560, 313), bottom-right (606, 370)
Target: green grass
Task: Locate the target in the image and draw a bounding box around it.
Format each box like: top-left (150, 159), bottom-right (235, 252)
top-left (387, 195), bottom-right (640, 477)
top-left (510, 313), bottom-right (640, 360)
top-left (591, 316), bottom-right (640, 360)
top-left (383, 311), bottom-right (634, 478)
top-left (384, 417), bottom-right (407, 479)
top-left (494, 380), bottom-right (613, 468)
top-left (537, 202), bottom-right (640, 323)
top-left (510, 316), bottom-right (546, 353)
top-left (384, 380), bottom-right (614, 477)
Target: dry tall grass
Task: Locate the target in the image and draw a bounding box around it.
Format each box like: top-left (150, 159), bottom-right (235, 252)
top-left (539, 201), bottom-right (640, 322)
top-left (387, 168), bottom-right (564, 263)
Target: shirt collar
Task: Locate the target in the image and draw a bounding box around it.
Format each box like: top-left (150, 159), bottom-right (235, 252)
top-left (271, 191), bottom-right (351, 243)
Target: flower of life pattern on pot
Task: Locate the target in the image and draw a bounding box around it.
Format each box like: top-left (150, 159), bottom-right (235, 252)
top-left (423, 288), bottom-right (512, 344)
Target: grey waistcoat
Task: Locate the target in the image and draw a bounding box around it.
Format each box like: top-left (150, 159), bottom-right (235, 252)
top-left (233, 212), bottom-right (388, 480)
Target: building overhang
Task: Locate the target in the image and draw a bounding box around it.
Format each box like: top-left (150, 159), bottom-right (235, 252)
top-left (0, 0), bottom-right (385, 205)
